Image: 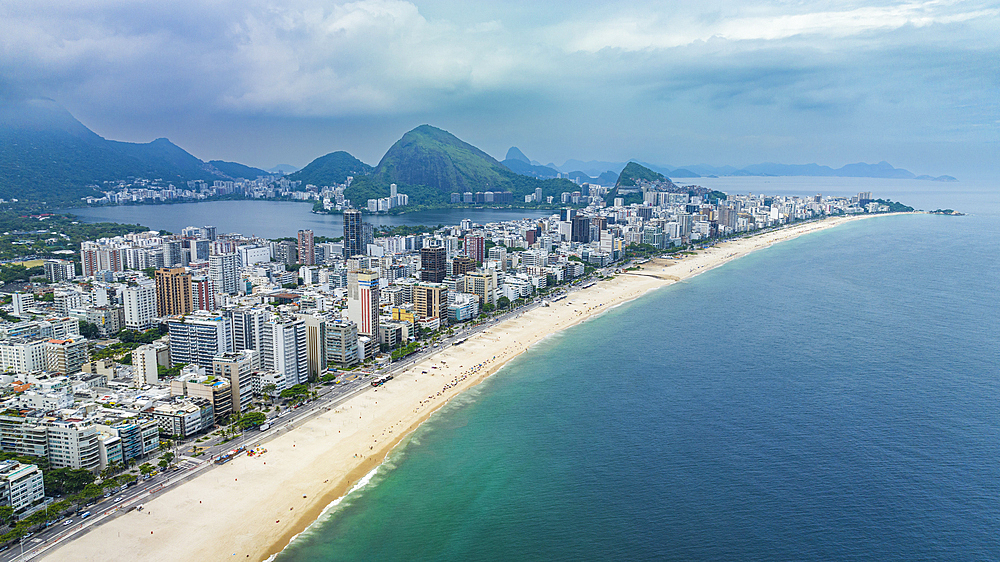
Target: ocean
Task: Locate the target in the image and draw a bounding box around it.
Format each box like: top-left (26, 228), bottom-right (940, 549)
top-left (274, 182), bottom-right (1000, 560)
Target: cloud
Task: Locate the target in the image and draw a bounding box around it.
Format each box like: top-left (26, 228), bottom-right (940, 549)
top-left (0, 0), bottom-right (996, 175)
top-left (553, 1), bottom-right (1000, 52)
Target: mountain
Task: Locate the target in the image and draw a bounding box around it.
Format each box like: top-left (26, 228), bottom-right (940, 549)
top-left (505, 147), bottom-right (530, 163)
top-left (595, 170), bottom-right (621, 185)
top-left (666, 168), bottom-right (700, 178)
top-left (0, 95), bottom-right (265, 203)
top-left (286, 151), bottom-right (373, 186)
top-left (502, 158), bottom-right (560, 179)
top-left (835, 161), bottom-right (915, 179)
top-left (616, 162), bottom-right (667, 187)
top-left (208, 160), bottom-right (270, 180)
top-left (268, 164), bottom-right (299, 175)
top-left (346, 125), bottom-right (577, 206)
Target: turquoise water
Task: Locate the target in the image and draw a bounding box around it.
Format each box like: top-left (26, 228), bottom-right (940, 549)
top-left (275, 208), bottom-right (1000, 560)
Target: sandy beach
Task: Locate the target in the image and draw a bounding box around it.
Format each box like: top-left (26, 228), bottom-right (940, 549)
top-left (40, 213), bottom-right (894, 562)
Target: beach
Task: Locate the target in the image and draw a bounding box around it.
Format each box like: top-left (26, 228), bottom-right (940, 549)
top-left (41, 213), bottom-right (892, 562)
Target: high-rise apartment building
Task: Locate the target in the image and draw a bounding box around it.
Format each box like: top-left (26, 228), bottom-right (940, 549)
top-left (0, 338), bottom-right (48, 373)
top-left (347, 270), bottom-right (380, 337)
top-left (45, 337), bottom-right (90, 374)
top-left (213, 350), bottom-right (257, 415)
top-left (326, 320), bottom-right (359, 367)
top-left (451, 256), bottom-right (476, 276)
top-left (226, 307), bottom-right (270, 353)
top-left (123, 281), bottom-right (157, 331)
top-left (343, 209), bottom-right (364, 258)
top-left (297, 230), bottom-right (315, 265)
top-left (209, 252), bottom-right (239, 296)
top-left (464, 235), bottom-right (485, 263)
top-left (155, 267), bottom-right (193, 317)
top-left (43, 260), bottom-right (75, 283)
top-left (81, 241), bottom-right (124, 277)
top-left (261, 317), bottom-right (308, 387)
top-left (191, 275), bottom-right (216, 312)
top-left (298, 314), bottom-right (328, 381)
top-left (11, 292), bottom-right (34, 317)
top-left (420, 247), bottom-right (447, 283)
top-left (162, 241), bottom-right (183, 268)
top-left (413, 282), bottom-right (448, 322)
top-left (167, 312), bottom-right (233, 368)
top-left (463, 271), bottom-right (498, 306)
top-left (132, 344), bottom-right (159, 387)
top-left (571, 215), bottom-right (592, 243)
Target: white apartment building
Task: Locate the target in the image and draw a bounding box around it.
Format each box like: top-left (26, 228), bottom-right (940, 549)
top-left (0, 338), bottom-right (48, 373)
top-left (209, 252), bottom-right (240, 296)
top-left (11, 292), bottom-right (34, 316)
top-left (45, 421), bottom-right (101, 471)
top-left (261, 318), bottom-right (308, 387)
top-left (124, 281), bottom-right (158, 331)
top-left (0, 460), bottom-right (45, 512)
top-left (132, 344), bottom-right (159, 387)
top-left (167, 312), bottom-right (233, 368)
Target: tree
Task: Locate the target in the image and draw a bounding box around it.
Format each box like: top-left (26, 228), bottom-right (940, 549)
top-left (261, 384), bottom-right (276, 404)
top-left (279, 384), bottom-right (310, 399)
top-left (235, 411), bottom-right (266, 429)
top-left (43, 467), bottom-right (95, 495)
top-left (497, 296), bottom-right (511, 309)
top-left (139, 463), bottom-right (154, 476)
top-left (78, 321), bottom-right (100, 340)
top-left (481, 302), bottom-right (495, 314)
top-left (119, 473), bottom-right (137, 485)
top-left (0, 506), bottom-right (14, 526)
top-left (162, 452), bottom-right (175, 465)
top-left (158, 459), bottom-right (169, 470)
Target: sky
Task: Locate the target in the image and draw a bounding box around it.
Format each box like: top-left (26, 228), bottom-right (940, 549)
top-left (1, 0), bottom-right (997, 178)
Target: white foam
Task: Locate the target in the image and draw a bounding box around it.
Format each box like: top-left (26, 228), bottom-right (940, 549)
top-left (264, 465), bottom-right (382, 561)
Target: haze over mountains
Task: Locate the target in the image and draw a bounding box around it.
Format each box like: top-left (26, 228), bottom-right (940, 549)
top-left (501, 148), bottom-right (958, 183)
top-left (0, 96), bottom-right (956, 206)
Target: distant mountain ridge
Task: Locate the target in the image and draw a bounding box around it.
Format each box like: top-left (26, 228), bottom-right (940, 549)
top-left (534, 158), bottom-right (955, 183)
top-left (0, 96), bottom-right (276, 203)
top-left (0, 95), bottom-right (958, 208)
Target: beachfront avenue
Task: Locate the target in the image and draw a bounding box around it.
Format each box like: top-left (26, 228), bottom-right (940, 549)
top-left (0, 190), bottom-right (908, 560)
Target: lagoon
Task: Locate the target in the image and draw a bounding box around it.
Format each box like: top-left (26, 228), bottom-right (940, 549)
top-left (64, 201), bottom-right (555, 239)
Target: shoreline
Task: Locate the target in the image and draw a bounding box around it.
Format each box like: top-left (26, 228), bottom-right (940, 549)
top-left (40, 212), bottom-right (906, 562)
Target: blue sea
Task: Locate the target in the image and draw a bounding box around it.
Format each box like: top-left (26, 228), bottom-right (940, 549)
top-left (271, 179), bottom-right (999, 561)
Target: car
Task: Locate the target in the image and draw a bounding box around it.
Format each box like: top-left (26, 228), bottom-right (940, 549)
top-left (80, 511), bottom-right (91, 519)
top-left (114, 496), bottom-right (124, 502)
top-left (103, 492), bottom-right (111, 498)
top-left (23, 532), bottom-right (32, 539)
top-left (62, 519), bottom-right (73, 526)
